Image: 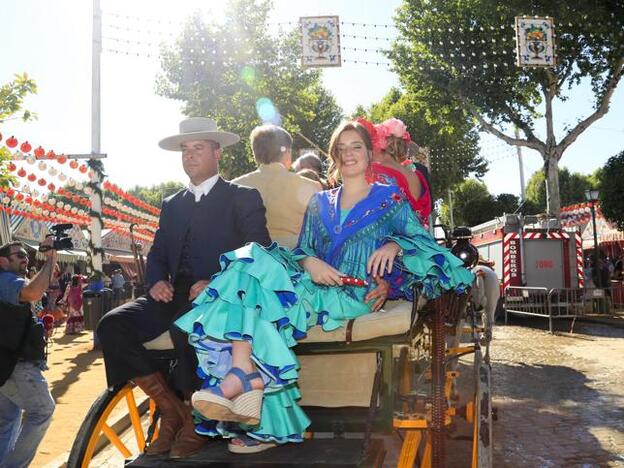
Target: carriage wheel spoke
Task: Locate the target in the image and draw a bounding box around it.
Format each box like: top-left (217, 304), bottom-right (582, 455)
top-left (102, 422), bottom-right (132, 458)
top-left (125, 390), bottom-right (146, 451)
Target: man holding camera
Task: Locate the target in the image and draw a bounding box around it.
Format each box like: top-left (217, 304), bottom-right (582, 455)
top-left (0, 238), bottom-right (57, 468)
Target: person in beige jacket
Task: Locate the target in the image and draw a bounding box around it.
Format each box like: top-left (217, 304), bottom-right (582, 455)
top-left (233, 125), bottom-right (322, 249)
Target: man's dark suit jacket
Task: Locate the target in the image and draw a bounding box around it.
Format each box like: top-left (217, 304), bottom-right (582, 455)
top-left (144, 177), bottom-right (271, 288)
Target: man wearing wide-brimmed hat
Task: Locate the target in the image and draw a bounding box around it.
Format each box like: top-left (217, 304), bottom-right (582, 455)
top-left (97, 118), bottom-right (271, 457)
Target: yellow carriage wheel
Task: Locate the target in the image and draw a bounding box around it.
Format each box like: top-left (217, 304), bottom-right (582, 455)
top-left (67, 383), bottom-right (157, 468)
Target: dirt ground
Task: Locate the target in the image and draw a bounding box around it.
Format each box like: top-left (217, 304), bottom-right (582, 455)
top-left (33, 330), bottom-right (106, 468)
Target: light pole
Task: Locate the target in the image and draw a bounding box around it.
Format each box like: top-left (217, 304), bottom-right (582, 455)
top-left (585, 189), bottom-right (600, 288)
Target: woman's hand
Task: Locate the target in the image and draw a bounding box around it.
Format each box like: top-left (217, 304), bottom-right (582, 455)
top-left (367, 242), bottom-right (402, 277)
top-left (365, 276), bottom-right (390, 312)
top-left (300, 257), bottom-right (344, 286)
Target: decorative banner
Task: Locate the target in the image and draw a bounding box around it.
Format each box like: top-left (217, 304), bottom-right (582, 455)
top-left (515, 16), bottom-right (556, 67)
top-left (300, 16), bottom-right (341, 68)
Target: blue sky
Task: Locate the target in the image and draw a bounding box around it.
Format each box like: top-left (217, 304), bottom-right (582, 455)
top-left (1, 0), bottom-right (622, 199)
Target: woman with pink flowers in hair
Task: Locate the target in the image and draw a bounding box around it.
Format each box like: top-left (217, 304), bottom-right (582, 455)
top-left (356, 117), bottom-right (433, 226)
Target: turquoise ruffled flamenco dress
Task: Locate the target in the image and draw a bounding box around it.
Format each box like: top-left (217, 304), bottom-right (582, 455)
top-left (174, 183), bottom-right (474, 444)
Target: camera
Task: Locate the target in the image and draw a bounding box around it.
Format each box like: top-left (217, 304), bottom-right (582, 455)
top-left (39, 223), bottom-right (74, 252)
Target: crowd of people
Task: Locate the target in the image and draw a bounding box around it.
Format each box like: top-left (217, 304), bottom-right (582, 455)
top-left (1, 115), bottom-right (474, 465)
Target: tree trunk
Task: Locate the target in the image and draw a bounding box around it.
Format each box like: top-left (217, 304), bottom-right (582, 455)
top-left (544, 152), bottom-right (561, 218)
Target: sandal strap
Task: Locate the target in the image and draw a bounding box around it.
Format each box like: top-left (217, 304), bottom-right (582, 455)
top-left (233, 434), bottom-right (262, 447)
top-left (228, 367), bottom-right (262, 393)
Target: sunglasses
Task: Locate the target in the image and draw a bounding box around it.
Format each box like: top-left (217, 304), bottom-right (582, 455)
top-left (9, 251), bottom-right (28, 260)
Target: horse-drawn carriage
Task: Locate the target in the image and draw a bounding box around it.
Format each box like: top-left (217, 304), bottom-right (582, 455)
top-left (67, 228), bottom-right (494, 468)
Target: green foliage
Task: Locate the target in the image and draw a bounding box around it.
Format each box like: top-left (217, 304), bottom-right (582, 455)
top-left (0, 73), bottom-right (37, 123)
top-left (127, 181), bottom-right (186, 207)
top-left (390, 1), bottom-right (623, 130)
top-left (1, 73), bottom-right (37, 185)
top-left (439, 179), bottom-right (538, 226)
top-left (389, 0), bottom-right (624, 214)
top-left (156, 1), bottom-right (343, 179)
top-left (599, 150), bottom-right (624, 230)
top-left (365, 87), bottom-right (486, 199)
top-left (525, 167), bottom-right (593, 210)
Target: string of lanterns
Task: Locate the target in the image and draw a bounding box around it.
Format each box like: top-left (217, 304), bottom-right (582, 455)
top-left (0, 187), bottom-right (156, 242)
top-left (1, 135), bottom-right (161, 226)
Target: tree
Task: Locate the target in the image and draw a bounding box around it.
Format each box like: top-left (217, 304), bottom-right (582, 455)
top-left (156, 0), bottom-right (343, 179)
top-left (525, 166), bottom-right (592, 211)
top-left (127, 181), bottom-right (186, 207)
top-left (496, 193), bottom-right (521, 214)
top-left (598, 150), bottom-right (624, 230)
top-left (440, 179), bottom-right (499, 227)
top-left (365, 88), bottom-right (486, 199)
top-left (390, 1), bottom-right (624, 217)
top-left (1, 73), bottom-right (37, 186)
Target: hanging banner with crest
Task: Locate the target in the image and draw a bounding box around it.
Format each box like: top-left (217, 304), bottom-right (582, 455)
top-left (515, 16), bottom-right (556, 67)
top-left (300, 16), bottom-right (341, 68)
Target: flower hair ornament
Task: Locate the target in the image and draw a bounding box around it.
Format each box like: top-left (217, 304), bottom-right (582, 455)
top-left (374, 118), bottom-right (412, 151)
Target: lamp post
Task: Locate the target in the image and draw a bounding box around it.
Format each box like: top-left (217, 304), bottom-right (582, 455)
top-left (585, 189), bottom-right (600, 288)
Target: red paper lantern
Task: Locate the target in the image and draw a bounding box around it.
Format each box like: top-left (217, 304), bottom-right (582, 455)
top-left (46, 150), bottom-right (56, 160)
top-left (57, 155), bottom-right (67, 164)
top-left (38, 178), bottom-right (47, 186)
top-left (17, 168), bottom-right (27, 177)
top-left (16, 193), bottom-right (24, 201)
top-left (34, 146), bottom-right (45, 158)
top-left (6, 189), bottom-right (14, 197)
top-left (25, 196), bottom-right (32, 204)
top-left (33, 200), bottom-right (41, 207)
top-left (48, 183), bottom-right (56, 192)
top-left (6, 136), bottom-right (17, 148)
top-left (69, 160), bottom-right (79, 169)
top-left (27, 174), bottom-right (36, 182)
top-left (7, 163), bottom-right (16, 172)
top-left (20, 141), bottom-right (32, 153)
top-left (79, 165), bottom-right (88, 173)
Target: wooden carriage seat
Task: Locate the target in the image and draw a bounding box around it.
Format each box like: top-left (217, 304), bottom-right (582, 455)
top-left (142, 299), bottom-right (420, 351)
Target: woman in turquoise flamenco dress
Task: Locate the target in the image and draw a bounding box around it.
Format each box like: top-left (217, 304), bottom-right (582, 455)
top-left (174, 120), bottom-right (474, 454)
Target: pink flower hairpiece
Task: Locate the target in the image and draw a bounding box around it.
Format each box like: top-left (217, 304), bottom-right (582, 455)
top-left (374, 118), bottom-right (412, 150)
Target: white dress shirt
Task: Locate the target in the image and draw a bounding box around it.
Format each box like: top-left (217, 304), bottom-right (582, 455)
top-left (188, 174), bottom-right (219, 202)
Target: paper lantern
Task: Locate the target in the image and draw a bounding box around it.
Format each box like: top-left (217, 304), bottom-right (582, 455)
top-left (46, 150), bottom-right (56, 160)
top-left (26, 156), bottom-right (35, 165)
top-left (79, 165), bottom-right (88, 173)
top-left (20, 142), bottom-right (32, 153)
top-left (7, 163), bottom-right (16, 172)
top-left (6, 136), bottom-right (17, 148)
top-left (17, 168), bottom-right (27, 177)
top-left (38, 178), bottom-right (47, 186)
top-left (27, 174), bottom-right (37, 182)
top-left (34, 147), bottom-right (45, 158)
top-left (57, 155), bottom-right (67, 164)
top-left (38, 161), bottom-right (47, 171)
top-left (69, 160), bottom-right (79, 169)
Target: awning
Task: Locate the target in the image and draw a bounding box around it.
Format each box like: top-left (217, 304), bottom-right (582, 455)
top-left (35, 249), bottom-right (88, 263)
top-left (108, 254), bottom-right (140, 278)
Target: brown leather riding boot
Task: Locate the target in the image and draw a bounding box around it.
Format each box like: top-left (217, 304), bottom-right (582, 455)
top-left (169, 405), bottom-right (209, 458)
top-left (133, 372), bottom-right (185, 455)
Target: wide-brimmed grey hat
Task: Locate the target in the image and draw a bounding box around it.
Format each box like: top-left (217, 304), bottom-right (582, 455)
top-left (158, 117), bottom-right (240, 151)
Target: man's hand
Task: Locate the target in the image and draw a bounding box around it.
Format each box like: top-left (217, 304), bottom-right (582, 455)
top-left (41, 236), bottom-right (57, 262)
top-left (365, 276), bottom-right (390, 312)
top-left (367, 242), bottom-right (401, 278)
top-left (149, 280), bottom-right (174, 303)
top-left (300, 256), bottom-right (344, 286)
top-left (189, 280), bottom-right (210, 301)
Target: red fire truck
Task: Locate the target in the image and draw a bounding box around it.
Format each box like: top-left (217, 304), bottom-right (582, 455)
top-left (470, 214), bottom-right (584, 291)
